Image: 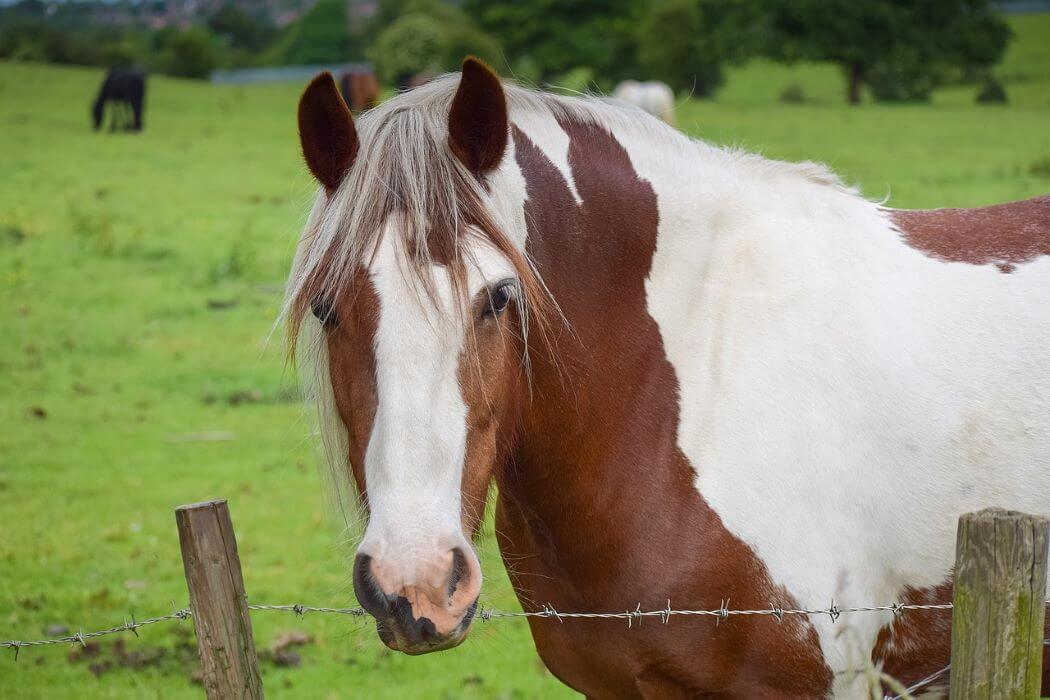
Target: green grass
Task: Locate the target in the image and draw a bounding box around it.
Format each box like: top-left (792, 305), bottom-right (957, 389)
top-left (1, 12), bottom-right (1049, 697)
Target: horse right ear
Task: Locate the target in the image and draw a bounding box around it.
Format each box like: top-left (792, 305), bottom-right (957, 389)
top-left (298, 72), bottom-right (358, 195)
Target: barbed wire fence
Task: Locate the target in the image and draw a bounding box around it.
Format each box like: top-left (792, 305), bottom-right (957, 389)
top-left (0, 598), bottom-right (986, 655)
top-left (3, 504), bottom-right (1047, 700)
top-left (3, 599), bottom-right (1048, 698)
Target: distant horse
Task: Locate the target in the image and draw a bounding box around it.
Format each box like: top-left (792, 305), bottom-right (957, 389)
top-left (397, 71), bottom-right (437, 91)
top-left (286, 62), bottom-right (1050, 697)
top-left (92, 69), bottom-right (145, 132)
top-left (613, 79), bottom-right (676, 126)
top-left (339, 70), bottom-right (380, 112)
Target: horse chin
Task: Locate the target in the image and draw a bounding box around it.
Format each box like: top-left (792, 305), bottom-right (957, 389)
top-left (375, 617), bottom-right (473, 656)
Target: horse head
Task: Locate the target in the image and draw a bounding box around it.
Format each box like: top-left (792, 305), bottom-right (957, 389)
top-left (289, 61), bottom-right (543, 654)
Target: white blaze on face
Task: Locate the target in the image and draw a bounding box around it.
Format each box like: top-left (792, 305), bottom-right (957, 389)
top-left (356, 226), bottom-right (515, 593)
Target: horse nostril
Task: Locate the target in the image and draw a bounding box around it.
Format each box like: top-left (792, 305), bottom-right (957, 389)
top-left (448, 547), bottom-right (468, 597)
top-left (352, 553), bottom-right (392, 619)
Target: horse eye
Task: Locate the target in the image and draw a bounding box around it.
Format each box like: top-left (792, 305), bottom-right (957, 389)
top-left (311, 297), bottom-right (338, 328)
top-left (483, 280), bottom-right (516, 318)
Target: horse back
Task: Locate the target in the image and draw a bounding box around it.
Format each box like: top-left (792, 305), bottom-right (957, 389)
top-left (891, 194), bottom-right (1050, 273)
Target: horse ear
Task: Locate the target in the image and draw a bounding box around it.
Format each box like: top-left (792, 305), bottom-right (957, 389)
top-left (298, 72), bottom-right (358, 195)
top-left (448, 57), bottom-right (508, 174)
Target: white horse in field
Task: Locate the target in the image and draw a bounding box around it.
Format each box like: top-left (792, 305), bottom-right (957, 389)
top-left (613, 79), bottom-right (676, 126)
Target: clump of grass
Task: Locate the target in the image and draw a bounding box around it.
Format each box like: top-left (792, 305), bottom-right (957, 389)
top-left (779, 82), bottom-right (806, 104)
top-left (976, 77), bottom-right (1008, 104)
top-left (1, 222), bottom-right (26, 246)
top-left (210, 226), bottom-right (259, 284)
top-left (1030, 156), bottom-right (1050, 179)
top-left (68, 206), bottom-right (116, 255)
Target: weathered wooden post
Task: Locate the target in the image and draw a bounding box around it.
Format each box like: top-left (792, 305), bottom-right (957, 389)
top-left (949, 508), bottom-right (1048, 699)
top-left (176, 500), bottom-right (264, 699)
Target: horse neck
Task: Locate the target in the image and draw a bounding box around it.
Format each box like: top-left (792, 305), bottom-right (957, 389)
top-left (493, 116), bottom-right (722, 583)
top-left (493, 112), bottom-right (890, 586)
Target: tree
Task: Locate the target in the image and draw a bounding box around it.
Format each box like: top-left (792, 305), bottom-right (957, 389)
top-left (636, 0), bottom-right (723, 95)
top-left (261, 0), bottom-right (360, 65)
top-left (368, 13), bottom-right (447, 84)
top-left (763, 0), bottom-right (1010, 104)
top-left (207, 5), bottom-right (276, 53)
top-left (463, 0), bottom-right (642, 87)
top-left (366, 0), bottom-right (501, 85)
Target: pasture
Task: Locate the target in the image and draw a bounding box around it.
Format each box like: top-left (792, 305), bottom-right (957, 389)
top-left (2, 13), bottom-right (1049, 698)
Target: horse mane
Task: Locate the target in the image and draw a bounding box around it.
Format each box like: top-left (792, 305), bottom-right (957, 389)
top-left (283, 74), bottom-right (855, 362)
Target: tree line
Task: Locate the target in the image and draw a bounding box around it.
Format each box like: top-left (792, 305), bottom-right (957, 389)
top-left (0, 0), bottom-right (1012, 103)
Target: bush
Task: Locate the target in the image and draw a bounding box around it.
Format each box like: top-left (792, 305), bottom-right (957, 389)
top-left (100, 34), bottom-right (145, 69)
top-left (779, 82), bottom-right (806, 103)
top-left (367, 7), bottom-right (500, 86)
top-left (550, 67), bottom-right (596, 94)
top-left (866, 47), bottom-right (933, 102)
top-left (1029, 157), bottom-right (1050, 179)
top-left (976, 77), bottom-right (1008, 104)
top-left (9, 38), bottom-right (46, 62)
top-left (156, 28), bottom-right (220, 79)
top-left (368, 13), bottom-right (447, 86)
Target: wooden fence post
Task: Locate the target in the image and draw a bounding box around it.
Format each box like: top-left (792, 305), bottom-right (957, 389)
top-left (949, 508), bottom-right (1048, 699)
top-left (176, 500), bottom-right (264, 699)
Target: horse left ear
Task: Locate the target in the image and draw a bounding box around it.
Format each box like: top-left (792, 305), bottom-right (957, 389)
top-left (298, 72), bottom-right (359, 195)
top-left (448, 57), bottom-right (508, 175)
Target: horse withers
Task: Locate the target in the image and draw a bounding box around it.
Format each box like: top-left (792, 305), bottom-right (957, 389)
top-left (92, 69), bottom-right (146, 132)
top-left (286, 60), bottom-right (1050, 696)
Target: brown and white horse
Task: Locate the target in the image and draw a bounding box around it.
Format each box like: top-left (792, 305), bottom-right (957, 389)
top-left (285, 59), bottom-right (1050, 697)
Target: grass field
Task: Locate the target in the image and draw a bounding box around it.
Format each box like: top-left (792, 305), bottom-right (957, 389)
top-left (2, 13), bottom-right (1049, 698)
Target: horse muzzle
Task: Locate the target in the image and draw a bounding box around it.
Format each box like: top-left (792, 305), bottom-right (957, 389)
top-left (352, 547), bottom-right (482, 655)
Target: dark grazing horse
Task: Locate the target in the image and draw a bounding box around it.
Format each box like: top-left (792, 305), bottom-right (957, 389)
top-left (92, 69), bottom-right (146, 132)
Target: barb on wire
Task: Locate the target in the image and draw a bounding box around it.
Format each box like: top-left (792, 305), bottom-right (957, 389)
top-left (247, 603), bottom-right (369, 618)
top-left (4, 599), bottom-right (1049, 659)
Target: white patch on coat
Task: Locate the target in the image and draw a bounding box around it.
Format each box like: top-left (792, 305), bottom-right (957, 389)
top-left (356, 227), bottom-right (516, 572)
top-left (603, 128), bottom-right (1050, 695)
top-left (491, 107), bottom-right (1050, 697)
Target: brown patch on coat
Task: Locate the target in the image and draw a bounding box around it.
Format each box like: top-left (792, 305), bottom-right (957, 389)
top-left (891, 195), bottom-right (1050, 273)
top-left (457, 294), bottom-right (528, 537)
top-left (873, 580), bottom-right (1050, 694)
top-left (448, 58), bottom-right (508, 175)
top-left (324, 270), bottom-right (379, 497)
top-left (297, 72), bottom-right (359, 195)
top-left (499, 119), bottom-right (831, 697)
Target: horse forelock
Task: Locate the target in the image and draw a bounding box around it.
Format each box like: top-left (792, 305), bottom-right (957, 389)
top-left (284, 81), bottom-right (539, 360)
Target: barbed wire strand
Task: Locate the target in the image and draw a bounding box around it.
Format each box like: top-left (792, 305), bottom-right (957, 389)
top-left (5, 599), bottom-right (1048, 656)
top-left (5, 601), bottom-right (1049, 699)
